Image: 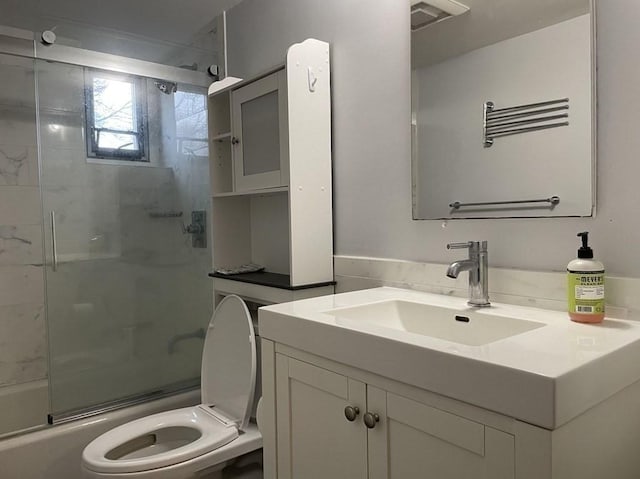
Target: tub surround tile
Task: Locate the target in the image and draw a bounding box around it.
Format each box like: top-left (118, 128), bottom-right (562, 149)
top-left (0, 55), bottom-right (36, 110)
top-left (38, 111), bottom-right (84, 148)
top-left (40, 147), bottom-right (88, 186)
top-left (0, 265), bottom-right (44, 306)
top-left (0, 108), bottom-right (37, 146)
top-left (0, 187), bottom-right (42, 225)
top-left (0, 380), bottom-right (48, 435)
top-left (0, 225), bottom-right (43, 266)
top-left (36, 62), bottom-right (85, 114)
top-left (0, 145), bottom-right (38, 186)
top-left (0, 303), bottom-right (46, 386)
top-left (41, 182), bottom-right (123, 260)
top-left (0, 354), bottom-right (47, 390)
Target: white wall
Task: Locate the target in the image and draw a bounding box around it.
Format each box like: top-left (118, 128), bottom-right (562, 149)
top-left (226, 0), bottom-right (640, 278)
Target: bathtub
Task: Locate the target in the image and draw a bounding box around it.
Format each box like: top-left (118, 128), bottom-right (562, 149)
top-left (0, 389), bottom-right (199, 479)
top-left (0, 380), bottom-right (48, 436)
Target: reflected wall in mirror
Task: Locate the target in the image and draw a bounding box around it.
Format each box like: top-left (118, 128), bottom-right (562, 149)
top-left (411, 0), bottom-right (595, 219)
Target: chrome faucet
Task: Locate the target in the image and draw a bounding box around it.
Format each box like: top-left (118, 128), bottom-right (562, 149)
top-left (446, 241), bottom-right (490, 307)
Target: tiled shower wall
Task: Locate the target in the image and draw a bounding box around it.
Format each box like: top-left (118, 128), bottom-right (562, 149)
top-left (0, 54), bottom-right (48, 430)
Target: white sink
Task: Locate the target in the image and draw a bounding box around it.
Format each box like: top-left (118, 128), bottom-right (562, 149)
top-left (325, 300), bottom-right (545, 346)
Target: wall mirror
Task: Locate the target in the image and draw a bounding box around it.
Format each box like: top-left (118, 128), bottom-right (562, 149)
top-left (411, 0), bottom-right (595, 219)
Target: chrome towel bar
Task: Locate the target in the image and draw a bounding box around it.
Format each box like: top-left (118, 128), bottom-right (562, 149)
top-left (450, 196), bottom-right (560, 210)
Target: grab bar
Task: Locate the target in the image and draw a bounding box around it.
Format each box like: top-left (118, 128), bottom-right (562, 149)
top-left (50, 211), bottom-right (58, 272)
top-left (450, 196), bottom-right (560, 210)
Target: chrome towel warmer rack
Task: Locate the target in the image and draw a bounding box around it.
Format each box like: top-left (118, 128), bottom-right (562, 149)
top-left (483, 98), bottom-right (569, 147)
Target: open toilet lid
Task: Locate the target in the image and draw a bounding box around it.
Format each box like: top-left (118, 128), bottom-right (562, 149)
top-left (201, 295), bottom-right (257, 430)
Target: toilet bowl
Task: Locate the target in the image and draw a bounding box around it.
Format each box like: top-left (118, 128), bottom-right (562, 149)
top-left (82, 295), bottom-right (263, 478)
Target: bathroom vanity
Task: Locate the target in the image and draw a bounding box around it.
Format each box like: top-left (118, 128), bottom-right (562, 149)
top-left (259, 287), bottom-right (640, 479)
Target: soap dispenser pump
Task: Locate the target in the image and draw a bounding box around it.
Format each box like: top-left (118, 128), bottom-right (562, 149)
top-left (567, 232), bottom-right (605, 323)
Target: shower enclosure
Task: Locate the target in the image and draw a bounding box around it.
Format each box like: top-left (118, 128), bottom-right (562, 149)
top-left (0, 29), bottom-right (216, 433)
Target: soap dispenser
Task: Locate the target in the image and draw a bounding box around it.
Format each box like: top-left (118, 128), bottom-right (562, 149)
top-left (567, 232), bottom-right (605, 323)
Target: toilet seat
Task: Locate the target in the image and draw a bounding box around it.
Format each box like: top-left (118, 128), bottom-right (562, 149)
top-left (82, 295), bottom-right (259, 476)
top-left (200, 295), bottom-right (257, 430)
top-left (83, 406), bottom-right (238, 473)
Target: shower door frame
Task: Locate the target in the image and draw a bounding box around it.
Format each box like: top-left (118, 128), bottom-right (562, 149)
top-left (0, 31), bottom-right (211, 88)
top-left (0, 28), bottom-right (215, 425)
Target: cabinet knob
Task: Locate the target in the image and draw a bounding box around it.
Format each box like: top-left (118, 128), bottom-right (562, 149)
top-left (363, 412), bottom-right (380, 429)
top-left (231, 136), bottom-right (240, 145)
top-left (344, 405), bottom-right (360, 422)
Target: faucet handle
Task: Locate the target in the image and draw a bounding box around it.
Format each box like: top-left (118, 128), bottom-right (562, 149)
top-left (447, 242), bottom-right (474, 250)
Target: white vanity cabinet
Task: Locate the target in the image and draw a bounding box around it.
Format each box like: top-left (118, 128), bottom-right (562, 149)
top-left (262, 344), bottom-right (640, 479)
top-left (273, 353), bottom-right (514, 479)
top-left (275, 356), bottom-right (368, 479)
top-left (259, 288), bottom-right (640, 479)
top-left (368, 389), bottom-right (514, 479)
top-left (260, 346), bottom-right (640, 479)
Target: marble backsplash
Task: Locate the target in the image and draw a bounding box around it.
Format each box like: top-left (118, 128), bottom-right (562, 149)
top-left (335, 255), bottom-right (640, 320)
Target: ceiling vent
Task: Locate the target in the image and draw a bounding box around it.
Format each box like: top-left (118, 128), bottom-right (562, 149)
top-left (410, 0), bottom-right (469, 31)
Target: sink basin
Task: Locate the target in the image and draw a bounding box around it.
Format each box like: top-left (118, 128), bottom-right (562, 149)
top-left (325, 300), bottom-right (545, 346)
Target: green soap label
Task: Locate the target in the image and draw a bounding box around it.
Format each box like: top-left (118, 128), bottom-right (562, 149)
top-left (568, 272), bottom-right (605, 314)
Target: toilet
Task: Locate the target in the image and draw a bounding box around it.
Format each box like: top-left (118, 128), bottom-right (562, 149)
top-left (82, 295), bottom-right (263, 478)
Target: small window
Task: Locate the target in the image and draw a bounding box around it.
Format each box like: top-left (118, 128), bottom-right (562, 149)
top-left (174, 90), bottom-right (208, 157)
top-left (85, 70), bottom-right (148, 161)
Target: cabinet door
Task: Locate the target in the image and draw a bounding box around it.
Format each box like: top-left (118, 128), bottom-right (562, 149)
top-left (275, 355), bottom-right (367, 479)
top-left (232, 70), bottom-right (288, 191)
top-left (367, 387), bottom-right (514, 479)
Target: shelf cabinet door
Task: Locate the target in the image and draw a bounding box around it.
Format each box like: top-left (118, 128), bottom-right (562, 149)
top-left (275, 355), bottom-right (368, 479)
top-left (231, 70), bottom-right (288, 191)
top-left (368, 388), bottom-right (515, 479)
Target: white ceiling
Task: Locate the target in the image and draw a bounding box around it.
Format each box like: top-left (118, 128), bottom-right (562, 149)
top-left (1, 0), bottom-right (244, 46)
top-left (412, 0), bottom-right (590, 69)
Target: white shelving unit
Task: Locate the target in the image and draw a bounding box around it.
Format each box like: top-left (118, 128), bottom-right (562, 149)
top-left (207, 39), bottom-right (334, 305)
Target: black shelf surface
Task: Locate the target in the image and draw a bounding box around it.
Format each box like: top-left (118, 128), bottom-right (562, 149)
top-left (209, 271), bottom-right (336, 291)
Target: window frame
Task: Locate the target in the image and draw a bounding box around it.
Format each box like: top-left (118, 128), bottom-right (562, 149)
top-left (84, 69), bottom-right (149, 162)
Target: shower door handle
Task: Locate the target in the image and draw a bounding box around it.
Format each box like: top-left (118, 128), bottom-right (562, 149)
top-left (50, 211), bottom-right (58, 272)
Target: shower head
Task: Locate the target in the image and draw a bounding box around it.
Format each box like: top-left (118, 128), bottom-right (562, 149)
top-left (154, 80), bottom-right (178, 95)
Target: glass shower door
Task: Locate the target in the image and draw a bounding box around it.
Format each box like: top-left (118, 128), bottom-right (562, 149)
top-left (37, 59), bottom-right (212, 419)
